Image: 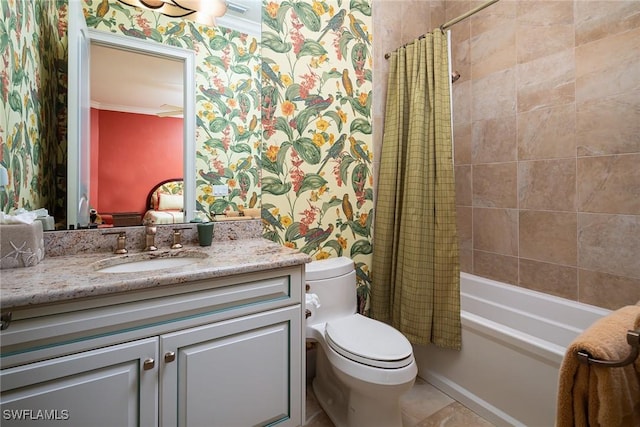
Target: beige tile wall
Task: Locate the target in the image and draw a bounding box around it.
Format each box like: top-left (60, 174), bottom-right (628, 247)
top-left (450, 0), bottom-right (640, 310)
top-left (373, 0), bottom-right (640, 310)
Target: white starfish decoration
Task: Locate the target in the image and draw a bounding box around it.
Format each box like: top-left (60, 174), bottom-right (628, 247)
top-left (2, 241), bottom-right (37, 266)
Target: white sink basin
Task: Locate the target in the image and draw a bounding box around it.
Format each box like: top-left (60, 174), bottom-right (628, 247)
top-left (94, 251), bottom-right (208, 273)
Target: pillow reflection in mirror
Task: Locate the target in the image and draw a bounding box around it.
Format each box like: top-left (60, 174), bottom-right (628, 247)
top-left (158, 193), bottom-right (183, 211)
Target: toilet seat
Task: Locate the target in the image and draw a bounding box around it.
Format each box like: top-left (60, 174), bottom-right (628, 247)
top-left (325, 314), bottom-right (414, 369)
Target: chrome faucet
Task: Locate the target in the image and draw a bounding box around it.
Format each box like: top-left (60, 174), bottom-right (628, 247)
top-left (144, 223), bottom-right (158, 251)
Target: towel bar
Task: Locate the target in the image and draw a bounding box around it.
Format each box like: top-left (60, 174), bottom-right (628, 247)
top-left (577, 330), bottom-right (640, 368)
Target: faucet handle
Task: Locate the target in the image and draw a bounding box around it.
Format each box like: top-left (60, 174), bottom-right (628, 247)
top-left (171, 227), bottom-right (192, 249)
top-left (103, 231), bottom-right (128, 254)
top-left (144, 224), bottom-right (158, 252)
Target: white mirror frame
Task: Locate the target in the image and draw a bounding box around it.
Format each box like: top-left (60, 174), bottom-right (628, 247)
top-left (88, 29), bottom-right (196, 225)
top-left (70, 28), bottom-right (196, 227)
top-left (67, 0), bottom-right (90, 229)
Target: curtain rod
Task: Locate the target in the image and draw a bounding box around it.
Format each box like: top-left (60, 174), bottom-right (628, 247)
top-left (384, 0), bottom-right (500, 60)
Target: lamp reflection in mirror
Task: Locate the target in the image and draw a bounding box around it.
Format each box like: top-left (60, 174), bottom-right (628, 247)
top-left (117, 0), bottom-right (227, 26)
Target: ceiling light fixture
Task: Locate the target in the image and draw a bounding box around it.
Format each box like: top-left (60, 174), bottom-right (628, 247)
top-left (117, 0), bottom-right (227, 27)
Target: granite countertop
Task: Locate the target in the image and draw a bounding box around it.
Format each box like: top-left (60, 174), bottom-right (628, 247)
top-left (0, 239), bottom-right (310, 310)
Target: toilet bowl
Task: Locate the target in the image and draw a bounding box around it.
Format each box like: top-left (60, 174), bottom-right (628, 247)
top-left (305, 257), bottom-right (417, 427)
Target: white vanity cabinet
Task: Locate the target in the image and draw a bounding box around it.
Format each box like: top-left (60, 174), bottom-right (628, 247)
top-left (0, 265), bottom-right (305, 427)
top-left (161, 306), bottom-right (300, 426)
top-left (1, 337), bottom-right (159, 427)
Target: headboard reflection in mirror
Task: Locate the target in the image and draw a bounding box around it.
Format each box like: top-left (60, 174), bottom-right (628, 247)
top-left (142, 178), bottom-right (185, 225)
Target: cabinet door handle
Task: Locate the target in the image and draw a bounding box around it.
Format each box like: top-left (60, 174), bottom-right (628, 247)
top-left (164, 351), bottom-right (176, 363)
top-left (142, 358), bottom-right (155, 370)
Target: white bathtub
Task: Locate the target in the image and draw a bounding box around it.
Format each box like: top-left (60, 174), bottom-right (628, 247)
top-left (414, 272), bottom-right (610, 427)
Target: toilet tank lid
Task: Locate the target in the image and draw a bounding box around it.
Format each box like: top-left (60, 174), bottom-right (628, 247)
top-left (305, 257), bottom-right (354, 281)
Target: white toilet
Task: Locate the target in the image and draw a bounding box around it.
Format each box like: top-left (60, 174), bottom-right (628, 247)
top-left (305, 257), bottom-right (417, 427)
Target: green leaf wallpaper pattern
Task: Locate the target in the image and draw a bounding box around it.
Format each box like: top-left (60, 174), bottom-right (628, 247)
top-left (1, 0), bottom-right (65, 217)
top-left (260, 0), bottom-right (374, 309)
top-left (82, 0), bottom-right (262, 218)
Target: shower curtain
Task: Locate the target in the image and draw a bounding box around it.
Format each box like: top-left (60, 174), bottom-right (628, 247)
top-left (371, 30), bottom-right (461, 350)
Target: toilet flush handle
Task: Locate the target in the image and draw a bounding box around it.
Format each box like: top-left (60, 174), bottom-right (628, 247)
top-left (305, 293), bottom-right (321, 320)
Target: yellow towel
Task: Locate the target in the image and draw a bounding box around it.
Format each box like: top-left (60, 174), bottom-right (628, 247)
top-left (556, 305), bottom-right (640, 427)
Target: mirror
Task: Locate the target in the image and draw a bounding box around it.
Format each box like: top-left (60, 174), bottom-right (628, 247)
top-left (90, 42), bottom-right (189, 227)
top-left (64, 0), bottom-right (261, 230)
top-left (67, 28), bottom-right (195, 229)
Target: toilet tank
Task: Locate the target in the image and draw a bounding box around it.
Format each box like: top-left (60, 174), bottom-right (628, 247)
top-left (305, 257), bottom-right (357, 324)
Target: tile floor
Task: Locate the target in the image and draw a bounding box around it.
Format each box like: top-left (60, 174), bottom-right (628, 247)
top-left (304, 376), bottom-right (496, 427)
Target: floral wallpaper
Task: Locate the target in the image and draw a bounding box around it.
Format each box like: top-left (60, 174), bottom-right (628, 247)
top-left (3, 0), bottom-right (375, 309)
top-left (82, 0), bottom-right (262, 218)
top-left (1, 0), bottom-right (66, 217)
top-left (260, 0), bottom-right (374, 311)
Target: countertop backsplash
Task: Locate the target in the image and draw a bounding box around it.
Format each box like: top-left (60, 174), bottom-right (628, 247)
top-left (44, 220), bottom-right (263, 257)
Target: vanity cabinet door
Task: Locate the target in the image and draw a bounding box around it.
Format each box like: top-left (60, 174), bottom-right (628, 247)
top-left (0, 337), bottom-right (159, 427)
top-left (160, 305), bottom-right (302, 427)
